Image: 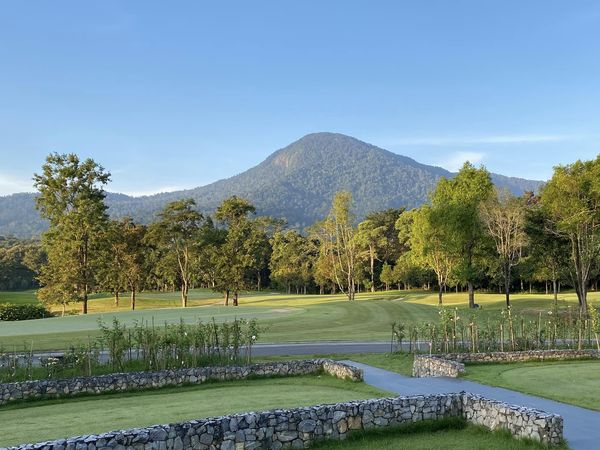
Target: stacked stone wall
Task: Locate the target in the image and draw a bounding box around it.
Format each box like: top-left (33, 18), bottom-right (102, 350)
top-left (413, 349), bottom-right (600, 378)
top-left (0, 359), bottom-right (361, 406)
top-left (2, 393), bottom-right (563, 450)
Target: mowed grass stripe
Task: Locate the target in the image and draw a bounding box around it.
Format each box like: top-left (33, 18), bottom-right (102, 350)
top-left (0, 376), bottom-right (388, 447)
top-left (0, 289), bottom-right (594, 351)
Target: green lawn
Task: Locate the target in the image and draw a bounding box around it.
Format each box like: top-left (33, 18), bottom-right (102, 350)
top-left (464, 360), bottom-right (600, 411)
top-left (0, 288), bottom-right (593, 351)
top-left (0, 290), bottom-right (38, 305)
top-left (0, 375), bottom-right (388, 447)
top-left (257, 352), bottom-right (416, 377)
top-left (311, 420), bottom-right (568, 450)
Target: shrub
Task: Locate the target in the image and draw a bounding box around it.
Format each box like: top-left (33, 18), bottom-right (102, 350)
top-left (0, 303), bottom-right (54, 321)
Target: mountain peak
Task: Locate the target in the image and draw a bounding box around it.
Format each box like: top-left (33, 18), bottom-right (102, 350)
top-left (0, 133), bottom-right (543, 237)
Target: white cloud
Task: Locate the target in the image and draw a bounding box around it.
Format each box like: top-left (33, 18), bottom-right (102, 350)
top-left (439, 151), bottom-right (486, 172)
top-left (0, 173), bottom-right (34, 196)
top-left (382, 134), bottom-right (571, 146)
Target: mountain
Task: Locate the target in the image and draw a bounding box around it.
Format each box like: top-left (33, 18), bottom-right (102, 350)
top-left (0, 132), bottom-right (543, 238)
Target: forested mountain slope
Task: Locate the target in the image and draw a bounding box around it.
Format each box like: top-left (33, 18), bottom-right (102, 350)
top-left (0, 132), bottom-right (542, 237)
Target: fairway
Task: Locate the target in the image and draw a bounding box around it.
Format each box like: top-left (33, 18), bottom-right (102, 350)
top-left (464, 360), bottom-right (600, 411)
top-left (0, 375), bottom-right (387, 447)
top-left (0, 289), bottom-right (593, 351)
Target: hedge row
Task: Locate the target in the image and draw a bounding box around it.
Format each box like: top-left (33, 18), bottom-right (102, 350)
top-left (0, 303), bottom-right (54, 321)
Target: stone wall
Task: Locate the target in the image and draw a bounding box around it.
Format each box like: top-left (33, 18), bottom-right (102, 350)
top-left (0, 359), bottom-right (362, 406)
top-left (413, 349), bottom-right (600, 378)
top-left (412, 355), bottom-right (465, 378)
top-left (2, 393), bottom-right (563, 450)
top-left (463, 393), bottom-right (563, 445)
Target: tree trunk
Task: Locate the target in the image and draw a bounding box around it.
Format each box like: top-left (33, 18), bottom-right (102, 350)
top-left (553, 278), bottom-right (558, 302)
top-left (62, 303), bottom-right (66, 317)
top-left (114, 290), bottom-right (120, 307)
top-left (468, 282), bottom-right (475, 308)
top-left (438, 281), bottom-right (443, 305)
top-left (181, 280), bottom-right (188, 308)
top-left (82, 284), bottom-right (88, 315)
top-left (504, 262), bottom-right (511, 308)
top-left (370, 247), bottom-right (375, 292)
top-left (131, 289), bottom-right (136, 311)
top-left (224, 289), bottom-right (229, 306)
top-left (233, 291), bottom-right (239, 306)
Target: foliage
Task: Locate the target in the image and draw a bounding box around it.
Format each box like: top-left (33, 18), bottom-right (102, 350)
top-left (540, 157), bottom-right (600, 311)
top-left (480, 190), bottom-right (527, 306)
top-left (429, 162), bottom-right (494, 308)
top-left (316, 192), bottom-right (360, 300)
top-left (34, 153), bottom-right (111, 315)
top-left (0, 316), bottom-right (262, 382)
top-left (0, 303), bottom-right (53, 321)
top-left (145, 199), bottom-right (203, 307)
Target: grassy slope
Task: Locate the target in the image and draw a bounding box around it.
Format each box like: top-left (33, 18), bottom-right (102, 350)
top-left (311, 421), bottom-right (568, 450)
top-left (0, 289), bottom-right (595, 351)
top-left (0, 375), bottom-right (388, 447)
top-left (464, 360), bottom-right (600, 411)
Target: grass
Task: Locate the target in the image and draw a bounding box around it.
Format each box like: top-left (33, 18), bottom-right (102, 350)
top-left (0, 288), bottom-right (595, 351)
top-left (0, 290), bottom-right (39, 305)
top-left (463, 359), bottom-right (600, 411)
top-left (256, 352), bottom-right (416, 377)
top-left (0, 374), bottom-right (389, 447)
top-left (310, 419), bottom-right (569, 450)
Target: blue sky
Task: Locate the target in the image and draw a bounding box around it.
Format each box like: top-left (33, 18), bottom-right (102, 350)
top-left (0, 1), bottom-right (599, 196)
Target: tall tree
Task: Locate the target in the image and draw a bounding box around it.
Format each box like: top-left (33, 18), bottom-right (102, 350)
top-left (525, 204), bottom-right (569, 302)
top-left (408, 207), bottom-right (455, 305)
top-left (540, 157), bottom-right (600, 311)
top-left (270, 230), bottom-right (317, 294)
top-left (356, 208), bottom-right (405, 292)
top-left (480, 190), bottom-right (527, 307)
top-left (320, 191), bottom-right (359, 301)
top-left (429, 162), bottom-right (493, 308)
top-left (146, 199), bottom-right (202, 307)
top-left (34, 153), bottom-right (110, 314)
top-left (215, 196), bottom-right (256, 306)
top-left (120, 219), bottom-right (148, 310)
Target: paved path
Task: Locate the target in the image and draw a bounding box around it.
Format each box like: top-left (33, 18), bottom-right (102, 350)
top-left (343, 360), bottom-right (600, 450)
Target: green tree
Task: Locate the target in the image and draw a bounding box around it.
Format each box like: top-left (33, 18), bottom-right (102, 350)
top-left (33, 153), bottom-right (110, 314)
top-left (146, 199), bottom-right (203, 307)
top-left (540, 157), bottom-right (600, 311)
top-left (408, 207), bottom-right (455, 305)
top-left (120, 219), bottom-right (148, 310)
top-left (270, 230), bottom-right (317, 294)
top-left (525, 203), bottom-right (569, 302)
top-left (429, 162), bottom-right (494, 308)
top-left (215, 196), bottom-right (256, 306)
top-left (379, 262), bottom-right (395, 291)
top-left (480, 190), bottom-right (527, 307)
top-left (321, 192), bottom-right (359, 301)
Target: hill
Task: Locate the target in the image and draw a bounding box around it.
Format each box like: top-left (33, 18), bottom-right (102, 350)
top-left (0, 132), bottom-right (542, 237)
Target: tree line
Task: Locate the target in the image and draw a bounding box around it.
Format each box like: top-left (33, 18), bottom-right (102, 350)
top-left (2, 152), bottom-right (600, 314)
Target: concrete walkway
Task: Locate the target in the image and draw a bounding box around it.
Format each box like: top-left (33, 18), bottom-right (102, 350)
top-left (343, 360), bottom-right (600, 450)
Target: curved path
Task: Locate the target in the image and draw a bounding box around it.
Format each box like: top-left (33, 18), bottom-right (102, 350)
top-left (343, 360), bottom-right (600, 450)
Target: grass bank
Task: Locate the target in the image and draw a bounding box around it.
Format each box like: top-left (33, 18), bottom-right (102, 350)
top-left (0, 375), bottom-right (387, 447)
top-left (463, 359), bottom-right (600, 411)
top-left (0, 289), bottom-right (595, 351)
top-left (310, 419), bottom-right (569, 450)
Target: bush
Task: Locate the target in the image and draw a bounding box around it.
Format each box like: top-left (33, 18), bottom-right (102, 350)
top-left (0, 303), bottom-right (54, 321)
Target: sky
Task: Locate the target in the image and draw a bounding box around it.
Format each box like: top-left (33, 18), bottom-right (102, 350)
top-left (0, 1), bottom-right (599, 196)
